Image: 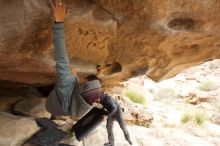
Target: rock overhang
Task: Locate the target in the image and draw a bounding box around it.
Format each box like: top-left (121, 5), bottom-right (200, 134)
top-left (0, 0), bottom-right (220, 88)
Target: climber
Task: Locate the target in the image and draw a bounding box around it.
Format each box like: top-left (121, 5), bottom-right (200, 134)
top-left (46, 0), bottom-right (117, 119)
top-left (46, 1), bottom-right (132, 145)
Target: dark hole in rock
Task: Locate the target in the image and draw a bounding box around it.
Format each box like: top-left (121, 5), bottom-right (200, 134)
top-left (97, 62), bottom-right (122, 76)
top-left (167, 18), bottom-right (195, 30)
top-left (37, 85), bottom-right (55, 97)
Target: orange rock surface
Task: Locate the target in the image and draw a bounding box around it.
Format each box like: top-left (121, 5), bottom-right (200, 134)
top-left (0, 0), bottom-right (220, 87)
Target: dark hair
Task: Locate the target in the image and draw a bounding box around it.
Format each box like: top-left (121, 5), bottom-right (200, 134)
top-left (85, 74), bottom-right (102, 83)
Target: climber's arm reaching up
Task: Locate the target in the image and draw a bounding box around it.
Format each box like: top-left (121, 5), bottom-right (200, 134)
top-left (50, 0), bottom-right (76, 87)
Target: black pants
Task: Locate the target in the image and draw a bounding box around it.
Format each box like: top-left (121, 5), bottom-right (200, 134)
top-left (106, 105), bottom-right (131, 146)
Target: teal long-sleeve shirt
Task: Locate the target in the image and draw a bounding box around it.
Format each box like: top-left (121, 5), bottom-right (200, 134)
top-left (46, 23), bottom-right (92, 118)
top-left (53, 23), bottom-right (76, 113)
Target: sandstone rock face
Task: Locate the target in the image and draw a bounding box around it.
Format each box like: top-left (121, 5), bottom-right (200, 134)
top-left (13, 97), bottom-right (51, 118)
top-left (0, 0), bottom-right (220, 87)
top-left (0, 88), bottom-right (25, 112)
top-left (0, 112), bottom-right (39, 146)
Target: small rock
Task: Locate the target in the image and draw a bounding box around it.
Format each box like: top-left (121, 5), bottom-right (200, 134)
top-left (13, 97), bottom-right (51, 118)
top-left (199, 96), bottom-right (210, 102)
top-left (186, 92), bottom-right (211, 105)
top-left (187, 96), bottom-right (199, 105)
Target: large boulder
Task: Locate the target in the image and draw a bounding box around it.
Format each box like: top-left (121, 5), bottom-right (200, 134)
top-left (0, 112), bottom-right (39, 146)
top-left (0, 0), bottom-right (220, 87)
top-left (0, 88), bottom-right (25, 112)
top-left (113, 95), bottom-right (153, 127)
top-left (13, 97), bottom-right (51, 118)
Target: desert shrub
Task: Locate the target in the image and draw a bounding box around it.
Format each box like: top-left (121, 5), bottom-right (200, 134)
top-left (199, 80), bottom-right (219, 91)
top-left (123, 90), bottom-right (147, 105)
top-left (181, 112), bottom-right (193, 124)
top-left (194, 112), bottom-right (207, 126)
top-left (153, 87), bottom-right (180, 101)
top-left (181, 110), bottom-right (209, 126)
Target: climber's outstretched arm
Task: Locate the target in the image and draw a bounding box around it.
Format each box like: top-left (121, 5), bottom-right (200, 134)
top-left (50, 0), bottom-right (76, 87)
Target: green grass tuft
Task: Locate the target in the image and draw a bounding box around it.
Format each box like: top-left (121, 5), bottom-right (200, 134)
top-left (181, 113), bottom-right (193, 124)
top-left (123, 90), bottom-right (147, 105)
top-left (181, 110), bottom-right (209, 127)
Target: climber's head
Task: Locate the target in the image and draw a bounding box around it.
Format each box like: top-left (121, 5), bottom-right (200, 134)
top-left (79, 75), bottom-right (102, 105)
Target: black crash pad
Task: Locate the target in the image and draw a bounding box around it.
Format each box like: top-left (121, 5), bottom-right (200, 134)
top-left (72, 107), bottom-right (104, 141)
top-left (28, 127), bottom-right (67, 146)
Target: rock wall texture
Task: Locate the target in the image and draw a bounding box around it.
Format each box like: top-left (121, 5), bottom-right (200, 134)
top-left (0, 0), bottom-right (220, 87)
